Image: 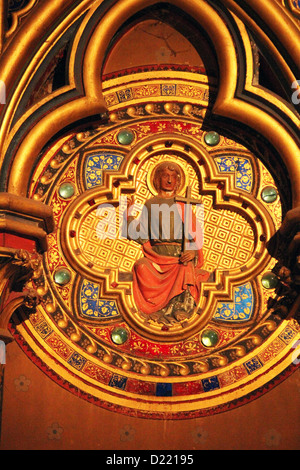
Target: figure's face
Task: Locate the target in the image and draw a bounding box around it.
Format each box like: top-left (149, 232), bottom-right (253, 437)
top-left (159, 168), bottom-right (178, 192)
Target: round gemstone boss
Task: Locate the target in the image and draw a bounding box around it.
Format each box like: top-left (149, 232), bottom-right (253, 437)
top-left (58, 182), bottom-right (75, 199)
top-left (111, 327), bottom-right (129, 345)
top-left (204, 131), bottom-right (220, 146)
top-left (261, 272), bottom-right (279, 289)
top-left (261, 186), bottom-right (278, 203)
top-left (117, 129), bottom-right (135, 145)
top-left (54, 268), bottom-right (72, 285)
top-left (201, 329), bottom-right (219, 347)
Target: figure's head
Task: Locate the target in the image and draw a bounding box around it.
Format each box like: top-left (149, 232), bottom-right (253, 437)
top-left (153, 161), bottom-right (181, 195)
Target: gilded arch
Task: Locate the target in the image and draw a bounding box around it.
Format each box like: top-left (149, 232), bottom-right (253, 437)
top-left (0, 0), bottom-right (298, 202)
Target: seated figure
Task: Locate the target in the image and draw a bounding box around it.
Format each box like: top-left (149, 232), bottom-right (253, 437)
top-left (125, 161), bottom-right (210, 324)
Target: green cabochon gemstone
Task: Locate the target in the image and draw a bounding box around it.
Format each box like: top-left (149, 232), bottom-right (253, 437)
top-left (204, 131), bottom-right (220, 146)
top-left (59, 182), bottom-right (75, 199)
top-left (111, 327), bottom-right (129, 345)
top-left (201, 329), bottom-right (219, 347)
top-left (261, 186), bottom-right (278, 203)
top-left (261, 272), bottom-right (278, 289)
top-left (54, 268), bottom-right (72, 285)
top-left (117, 129), bottom-right (135, 145)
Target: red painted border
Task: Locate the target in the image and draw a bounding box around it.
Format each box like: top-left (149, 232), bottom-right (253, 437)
top-left (8, 320), bottom-right (299, 420)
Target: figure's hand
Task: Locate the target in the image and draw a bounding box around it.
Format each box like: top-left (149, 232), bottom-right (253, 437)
top-left (180, 250), bottom-right (196, 264)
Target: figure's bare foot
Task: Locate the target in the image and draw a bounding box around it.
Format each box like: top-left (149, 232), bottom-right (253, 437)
top-left (173, 310), bottom-right (187, 322)
top-left (145, 310), bottom-right (178, 325)
top-left (160, 314), bottom-right (177, 325)
top-left (139, 299), bottom-right (195, 326)
top-left (173, 308), bottom-right (194, 322)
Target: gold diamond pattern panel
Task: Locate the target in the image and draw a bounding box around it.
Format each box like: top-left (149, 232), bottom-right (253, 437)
top-left (79, 205), bottom-right (141, 271)
top-left (203, 201), bottom-right (254, 272)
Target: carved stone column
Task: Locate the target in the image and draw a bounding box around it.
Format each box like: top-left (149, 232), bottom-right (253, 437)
top-left (0, 328), bottom-right (12, 441)
top-left (0, 193), bottom-right (54, 440)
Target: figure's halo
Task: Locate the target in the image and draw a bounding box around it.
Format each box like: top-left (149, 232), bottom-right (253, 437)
top-left (146, 157), bottom-right (188, 196)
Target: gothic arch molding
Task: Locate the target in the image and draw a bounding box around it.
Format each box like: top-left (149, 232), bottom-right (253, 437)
top-left (0, 0), bottom-right (298, 205)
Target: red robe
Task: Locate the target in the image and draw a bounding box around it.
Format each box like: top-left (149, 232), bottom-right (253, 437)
top-left (132, 202), bottom-right (209, 314)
